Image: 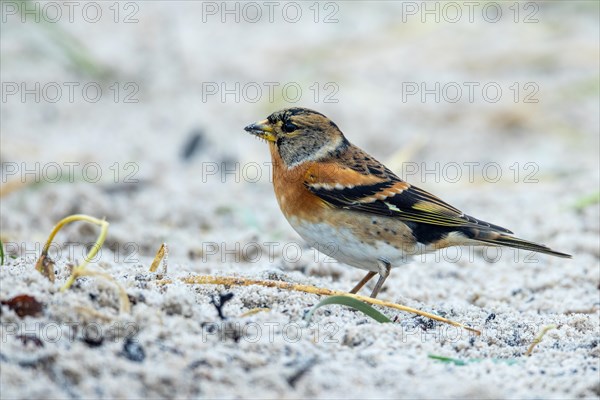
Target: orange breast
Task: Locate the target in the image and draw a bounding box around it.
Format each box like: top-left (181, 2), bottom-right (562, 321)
top-left (269, 143), bottom-right (330, 222)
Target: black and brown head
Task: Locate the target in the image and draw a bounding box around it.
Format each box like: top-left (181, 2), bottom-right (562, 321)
top-left (244, 107), bottom-right (349, 167)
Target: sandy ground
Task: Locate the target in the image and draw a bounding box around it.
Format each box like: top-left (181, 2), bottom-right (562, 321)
top-left (1, 1), bottom-right (599, 399)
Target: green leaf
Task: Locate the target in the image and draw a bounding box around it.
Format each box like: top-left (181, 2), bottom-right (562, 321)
top-left (0, 238), bottom-right (4, 265)
top-left (20, 0), bottom-right (110, 79)
top-left (428, 354), bottom-right (519, 366)
top-left (428, 354), bottom-right (467, 366)
top-left (305, 295), bottom-right (392, 324)
top-left (571, 191), bottom-right (600, 211)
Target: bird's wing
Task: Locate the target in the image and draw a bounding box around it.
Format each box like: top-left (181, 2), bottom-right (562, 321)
top-left (303, 159), bottom-right (512, 234)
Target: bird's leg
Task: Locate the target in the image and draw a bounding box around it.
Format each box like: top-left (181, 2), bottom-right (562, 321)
top-left (349, 271), bottom-right (376, 294)
top-left (370, 259), bottom-right (391, 299)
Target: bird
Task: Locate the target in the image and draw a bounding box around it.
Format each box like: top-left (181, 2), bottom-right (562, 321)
top-left (244, 107), bottom-right (571, 299)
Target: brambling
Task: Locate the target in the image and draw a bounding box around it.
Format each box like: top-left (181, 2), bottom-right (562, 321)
top-left (244, 107), bottom-right (571, 298)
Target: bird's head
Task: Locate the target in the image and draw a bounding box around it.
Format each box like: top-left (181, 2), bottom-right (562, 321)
top-left (244, 107), bottom-right (348, 167)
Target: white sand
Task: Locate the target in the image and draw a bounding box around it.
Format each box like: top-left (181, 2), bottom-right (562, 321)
top-left (1, 2), bottom-right (599, 399)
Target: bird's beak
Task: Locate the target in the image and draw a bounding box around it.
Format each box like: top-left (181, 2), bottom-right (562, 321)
top-left (244, 119), bottom-right (276, 142)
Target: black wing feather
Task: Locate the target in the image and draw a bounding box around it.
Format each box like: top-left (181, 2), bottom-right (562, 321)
top-left (307, 178), bottom-right (512, 234)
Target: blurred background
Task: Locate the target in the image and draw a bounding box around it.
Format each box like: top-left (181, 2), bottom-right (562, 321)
top-left (1, 2), bottom-right (599, 398)
top-left (1, 1), bottom-right (598, 270)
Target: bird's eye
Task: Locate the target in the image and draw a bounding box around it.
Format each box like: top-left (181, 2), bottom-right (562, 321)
top-left (282, 121), bottom-right (297, 133)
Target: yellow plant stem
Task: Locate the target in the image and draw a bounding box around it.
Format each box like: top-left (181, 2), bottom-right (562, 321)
top-left (525, 324), bottom-right (557, 356)
top-left (157, 275), bottom-right (480, 335)
top-left (35, 214), bottom-right (130, 314)
top-left (36, 214), bottom-right (108, 278)
top-left (149, 243), bottom-right (168, 273)
top-left (0, 179), bottom-right (30, 198)
top-left (239, 308), bottom-right (271, 317)
top-left (64, 268), bottom-right (131, 314)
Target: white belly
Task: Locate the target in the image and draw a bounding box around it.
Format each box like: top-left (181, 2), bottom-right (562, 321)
top-left (289, 218), bottom-right (425, 271)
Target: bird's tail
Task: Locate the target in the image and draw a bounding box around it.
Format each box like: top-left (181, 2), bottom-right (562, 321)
top-left (464, 229), bottom-right (572, 258)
